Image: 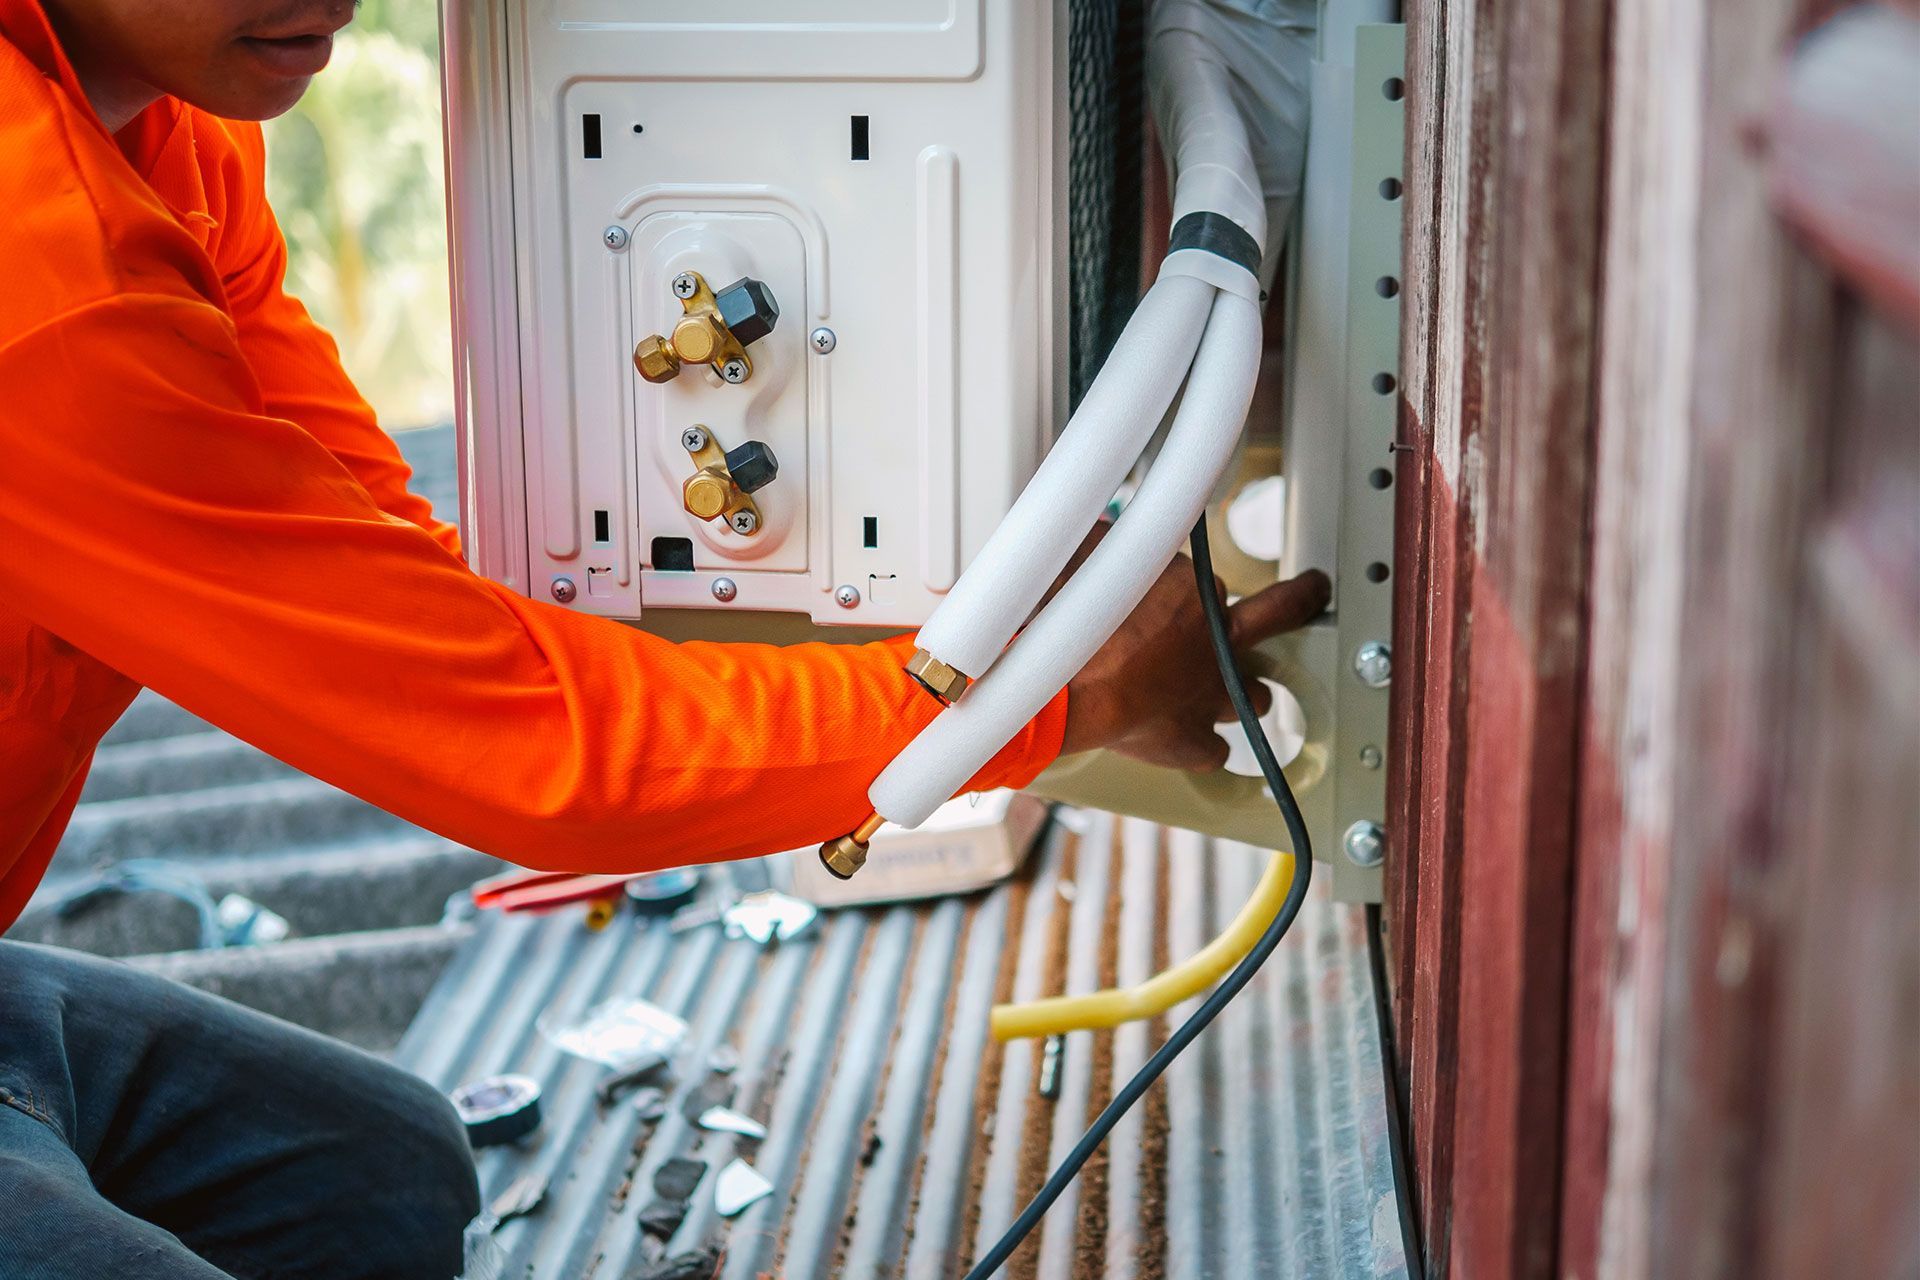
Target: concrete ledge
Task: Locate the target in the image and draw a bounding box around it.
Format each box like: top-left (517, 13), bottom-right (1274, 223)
top-left (82, 731), bottom-right (295, 802)
top-left (15, 837), bottom-right (501, 957)
top-left (132, 923), bottom-right (475, 1052)
top-left (52, 775), bottom-right (408, 871)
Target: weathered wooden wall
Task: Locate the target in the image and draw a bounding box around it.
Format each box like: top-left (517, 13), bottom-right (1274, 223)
top-left (1386, 0), bottom-right (1919, 1276)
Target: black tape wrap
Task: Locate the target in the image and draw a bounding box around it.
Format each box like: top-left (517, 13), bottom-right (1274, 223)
top-left (1164, 211), bottom-right (1263, 278)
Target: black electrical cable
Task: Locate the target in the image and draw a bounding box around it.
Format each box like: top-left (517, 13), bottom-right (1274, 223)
top-left (1367, 903), bottom-right (1428, 1280)
top-left (963, 519), bottom-right (1314, 1279)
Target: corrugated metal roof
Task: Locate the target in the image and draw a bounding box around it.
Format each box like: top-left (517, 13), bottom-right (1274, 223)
top-left (399, 811), bottom-right (1410, 1279)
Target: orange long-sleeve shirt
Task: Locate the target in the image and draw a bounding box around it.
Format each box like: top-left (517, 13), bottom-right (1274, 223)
top-left (0, 0), bottom-right (1066, 929)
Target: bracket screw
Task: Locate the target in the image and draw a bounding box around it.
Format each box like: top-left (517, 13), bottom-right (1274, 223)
top-left (672, 272), bottom-right (698, 299)
top-left (1343, 820), bottom-right (1386, 867)
top-left (1353, 641), bottom-right (1393, 688)
top-left (730, 510), bottom-right (759, 535)
top-left (720, 358), bottom-right (750, 384)
top-left (809, 327), bottom-right (837, 355)
top-left (550, 577), bottom-right (577, 604)
top-left (602, 225), bottom-right (629, 251)
top-left (1359, 744), bottom-right (1383, 770)
top-left (711, 577), bottom-right (738, 603)
top-left (681, 426), bottom-right (709, 452)
top-left (834, 584), bottom-right (861, 609)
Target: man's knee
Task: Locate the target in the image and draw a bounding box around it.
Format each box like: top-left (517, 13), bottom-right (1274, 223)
top-left (346, 1066), bottom-right (481, 1275)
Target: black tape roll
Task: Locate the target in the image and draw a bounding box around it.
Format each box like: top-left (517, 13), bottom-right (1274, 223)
top-left (451, 1073), bottom-right (542, 1148)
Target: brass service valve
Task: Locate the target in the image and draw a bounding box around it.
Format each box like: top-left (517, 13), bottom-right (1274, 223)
top-left (635, 271), bottom-right (780, 385)
top-left (680, 425), bottom-right (779, 536)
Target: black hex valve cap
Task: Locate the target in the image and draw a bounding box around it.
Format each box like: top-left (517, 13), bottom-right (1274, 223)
top-left (713, 277), bottom-right (779, 347)
top-left (724, 440), bottom-right (779, 494)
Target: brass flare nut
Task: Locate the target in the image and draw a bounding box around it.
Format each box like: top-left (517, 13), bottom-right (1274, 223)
top-left (819, 813), bottom-right (887, 880)
top-left (818, 835), bottom-right (869, 880)
top-left (904, 649), bottom-right (971, 703)
top-left (634, 334), bottom-right (681, 383)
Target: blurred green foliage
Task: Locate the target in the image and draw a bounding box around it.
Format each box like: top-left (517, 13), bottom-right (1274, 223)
top-left (263, 2), bottom-right (451, 430)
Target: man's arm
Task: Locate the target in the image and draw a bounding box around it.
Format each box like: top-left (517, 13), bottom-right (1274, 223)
top-left (0, 291), bottom-right (1063, 871)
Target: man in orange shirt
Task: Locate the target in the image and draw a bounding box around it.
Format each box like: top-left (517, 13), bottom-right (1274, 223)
top-left (0, 0), bottom-right (1328, 1274)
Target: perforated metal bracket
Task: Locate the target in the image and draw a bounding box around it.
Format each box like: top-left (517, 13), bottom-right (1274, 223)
top-left (1325, 22), bottom-right (1407, 903)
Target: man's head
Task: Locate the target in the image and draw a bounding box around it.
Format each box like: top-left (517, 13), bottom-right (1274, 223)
top-left (45, 0), bottom-right (356, 125)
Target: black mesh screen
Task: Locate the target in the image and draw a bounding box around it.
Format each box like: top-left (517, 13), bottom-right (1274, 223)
top-left (1067, 0), bottom-right (1147, 408)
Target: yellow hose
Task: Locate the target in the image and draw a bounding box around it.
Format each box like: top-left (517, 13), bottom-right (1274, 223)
top-left (988, 848), bottom-right (1297, 1041)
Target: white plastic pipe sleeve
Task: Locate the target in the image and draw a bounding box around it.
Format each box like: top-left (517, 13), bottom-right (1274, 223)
top-left (869, 290), bottom-right (1263, 828)
top-left (910, 272), bottom-right (1215, 679)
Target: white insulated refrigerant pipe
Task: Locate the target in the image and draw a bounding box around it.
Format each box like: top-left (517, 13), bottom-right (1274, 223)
top-left (821, 0), bottom-right (1298, 875)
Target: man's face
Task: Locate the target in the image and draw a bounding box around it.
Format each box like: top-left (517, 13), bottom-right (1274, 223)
top-left (47, 0), bottom-right (356, 120)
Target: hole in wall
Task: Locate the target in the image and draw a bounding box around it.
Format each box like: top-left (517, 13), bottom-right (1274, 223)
top-left (1366, 561), bottom-right (1391, 584)
top-left (650, 536), bottom-right (694, 572)
top-left (1224, 475), bottom-right (1288, 563)
top-left (1383, 77), bottom-right (1405, 101)
top-left (1372, 372), bottom-right (1397, 396)
top-left (1369, 467), bottom-right (1394, 490)
top-left (1379, 176), bottom-right (1403, 200)
top-left (582, 113), bottom-right (602, 159)
top-left (1376, 275), bottom-right (1400, 299)
top-left (632, 123), bottom-right (645, 134)
top-left (1220, 679), bottom-right (1308, 777)
top-left (850, 115), bottom-right (870, 161)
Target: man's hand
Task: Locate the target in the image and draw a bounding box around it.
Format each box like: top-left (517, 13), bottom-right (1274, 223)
top-left (1057, 528), bottom-right (1331, 770)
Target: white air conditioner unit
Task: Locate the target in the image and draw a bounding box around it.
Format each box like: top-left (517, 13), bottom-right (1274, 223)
top-left (443, 0), bottom-right (1405, 902)
top-left (443, 0), bottom-right (1104, 628)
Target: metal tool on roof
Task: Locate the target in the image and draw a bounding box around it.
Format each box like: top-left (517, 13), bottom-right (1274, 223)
top-left (450, 1074), bottom-right (542, 1148)
top-left (471, 866), bottom-right (701, 931)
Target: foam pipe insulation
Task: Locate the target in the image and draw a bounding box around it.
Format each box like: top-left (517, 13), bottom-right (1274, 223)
top-left (907, 274), bottom-right (1214, 680)
top-left (866, 0), bottom-right (1312, 831)
top-left (870, 292), bottom-right (1263, 827)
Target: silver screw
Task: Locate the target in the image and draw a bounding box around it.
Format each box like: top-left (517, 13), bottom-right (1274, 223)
top-left (1359, 744), bottom-right (1383, 770)
top-left (720, 358), bottom-right (749, 385)
top-left (730, 510), bottom-right (759, 535)
top-left (672, 272), bottom-right (698, 299)
top-left (809, 326), bottom-right (837, 355)
top-left (711, 577), bottom-right (738, 603)
top-left (1343, 820), bottom-right (1386, 867)
top-left (681, 426), bottom-right (709, 453)
top-left (834, 584), bottom-right (861, 609)
top-left (550, 577), bottom-right (577, 604)
top-left (602, 225), bottom-right (629, 251)
top-left (1353, 641), bottom-right (1393, 688)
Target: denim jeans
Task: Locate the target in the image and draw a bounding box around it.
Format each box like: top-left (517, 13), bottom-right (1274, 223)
top-left (0, 940), bottom-right (479, 1278)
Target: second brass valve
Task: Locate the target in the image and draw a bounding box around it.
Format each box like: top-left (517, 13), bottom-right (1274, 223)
top-left (635, 271), bottom-right (779, 385)
top-left (680, 425), bottom-right (778, 536)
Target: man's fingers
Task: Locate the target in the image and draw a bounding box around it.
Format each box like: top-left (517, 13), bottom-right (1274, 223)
top-left (1228, 570), bottom-right (1333, 646)
top-left (1215, 664), bottom-right (1273, 721)
top-left (1038, 518), bottom-right (1115, 610)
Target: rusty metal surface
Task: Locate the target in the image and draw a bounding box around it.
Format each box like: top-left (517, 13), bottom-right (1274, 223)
top-left (398, 811), bottom-right (1409, 1279)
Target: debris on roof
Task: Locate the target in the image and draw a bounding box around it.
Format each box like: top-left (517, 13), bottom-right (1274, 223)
top-left (396, 812), bottom-right (1411, 1277)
